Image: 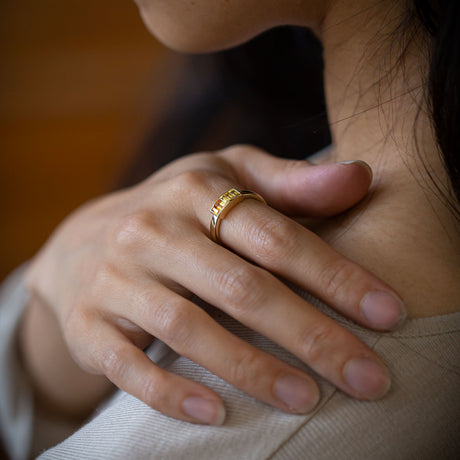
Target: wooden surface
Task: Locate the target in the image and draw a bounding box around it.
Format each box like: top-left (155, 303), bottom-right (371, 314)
top-left (0, 1), bottom-right (178, 281)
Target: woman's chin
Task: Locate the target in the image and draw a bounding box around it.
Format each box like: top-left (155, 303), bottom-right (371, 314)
top-left (137, 7), bottom-right (274, 54)
top-left (143, 24), bottom-right (261, 54)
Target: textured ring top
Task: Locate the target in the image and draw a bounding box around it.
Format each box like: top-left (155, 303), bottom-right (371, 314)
top-left (209, 188), bottom-right (266, 243)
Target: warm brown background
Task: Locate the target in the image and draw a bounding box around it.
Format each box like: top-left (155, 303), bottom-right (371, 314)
top-left (0, 0), bottom-right (180, 281)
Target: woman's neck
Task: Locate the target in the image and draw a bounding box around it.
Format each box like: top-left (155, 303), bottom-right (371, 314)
top-left (312, 0), bottom-right (460, 317)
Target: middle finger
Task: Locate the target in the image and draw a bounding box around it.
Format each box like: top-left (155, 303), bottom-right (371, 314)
top-left (145, 230), bottom-right (391, 401)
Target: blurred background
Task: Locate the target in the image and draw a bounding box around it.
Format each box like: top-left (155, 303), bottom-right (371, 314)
top-left (0, 0), bottom-right (180, 281)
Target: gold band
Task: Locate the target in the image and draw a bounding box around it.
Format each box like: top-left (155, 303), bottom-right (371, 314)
top-left (209, 188), bottom-right (266, 243)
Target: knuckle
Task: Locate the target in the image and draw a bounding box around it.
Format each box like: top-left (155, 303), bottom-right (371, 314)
top-left (88, 262), bottom-right (122, 301)
top-left (284, 159), bottom-right (307, 174)
top-left (251, 216), bottom-right (296, 264)
top-left (174, 169), bottom-right (214, 194)
top-left (301, 323), bottom-right (335, 364)
top-left (111, 211), bottom-right (155, 249)
top-left (62, 299), bottom-right (94, 343)
top-left (214, 265), bottom-right (267, 313)
top-left (134, 289), bottom-right (158, 316)
top-left (317, 259), bottom-right (357, 301)
top-left (139, 375), bottom-right (166, 408)
top-left (153, 300), bottom-right (193, 346)
top-left (92, 261), bottom-right (119, 287)
top-left (219, 144), bottom-right (266, 161)
top-left (227, 349), bottom-right (260, 388)
top-left (99, 344), bottom-right (129, 381)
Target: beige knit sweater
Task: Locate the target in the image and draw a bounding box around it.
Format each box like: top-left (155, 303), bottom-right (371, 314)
top-left (1, 266), bottom-right (459, 460)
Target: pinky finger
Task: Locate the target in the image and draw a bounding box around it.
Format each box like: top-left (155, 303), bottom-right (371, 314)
top-left (93, 324), bottom-right (226, 425)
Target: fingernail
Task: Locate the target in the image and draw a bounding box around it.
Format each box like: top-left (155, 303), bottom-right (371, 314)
top-left (343, 358), bottom-right (391, 399)
top-left (339, 160), bottom-right (373, 181)
top-left (360, 290), bottom-right (407, 330)
top-left (182, 397), bottom-right (226, 425)
top-left (274, 375), bottom-right (319, 413)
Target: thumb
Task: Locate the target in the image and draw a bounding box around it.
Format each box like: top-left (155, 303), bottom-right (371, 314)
top-left (219, 145), bottom-right (373, 217)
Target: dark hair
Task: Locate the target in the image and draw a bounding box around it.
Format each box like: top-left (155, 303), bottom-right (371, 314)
top-left (118, 27), bottom-right (330, 186)
top-left (121, 1), bottom-right (460, 223)
top-left (413, 0), bottom-right (460, 220)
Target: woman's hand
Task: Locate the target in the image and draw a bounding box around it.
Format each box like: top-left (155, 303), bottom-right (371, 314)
top-left (24, 145), bottom-right (405, 425)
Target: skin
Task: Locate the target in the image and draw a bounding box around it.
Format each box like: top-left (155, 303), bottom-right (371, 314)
top-left (134, 0), bottom-right (325, 52)
top-left (21, 0), bottom-right (460, 433)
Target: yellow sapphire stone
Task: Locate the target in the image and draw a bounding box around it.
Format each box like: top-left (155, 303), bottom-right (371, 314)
top-left (210, 188), bottom-right (241, 215)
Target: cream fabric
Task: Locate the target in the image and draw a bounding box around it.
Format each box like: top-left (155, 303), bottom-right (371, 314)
top-left (0, 266), bottom-right (33, 460)
top-left (1, 268), bottom-right (459, 460)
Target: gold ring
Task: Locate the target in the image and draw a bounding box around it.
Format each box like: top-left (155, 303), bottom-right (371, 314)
top-left (209, 188), bottom-right (266, 243)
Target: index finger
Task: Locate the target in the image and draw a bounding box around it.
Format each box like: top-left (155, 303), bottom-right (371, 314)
top-left (216, 145), bottom-right (373, 216)
top-left (151, 145), bottom-right (373, 217)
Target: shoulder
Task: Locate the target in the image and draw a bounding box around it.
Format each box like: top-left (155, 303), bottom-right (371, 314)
top-left (39, 307), bottom-right (460, 460)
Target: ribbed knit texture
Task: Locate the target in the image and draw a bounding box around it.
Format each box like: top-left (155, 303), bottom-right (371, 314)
top-left (1, 267), bottom-right (459, 459)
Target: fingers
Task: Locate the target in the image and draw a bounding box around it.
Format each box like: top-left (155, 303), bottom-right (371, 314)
top-left (216, 145), bottom-right (373, 216)
top-left (30, 142), bottom-right (398, 427)
top-left (139, 234), bottom-right (391, 401)
top-left (151, 145), bottom-right (372, 217)
top-left (179, 173), bottom-right (405, 332)
top-left (102, 147), bottom-right (398, 408)
top-left (118, 173), bottom-right (396, 400)
top-left (96, 274), bottom-right (321, 415)
top-left (79, 319), bottom-right (226, 425)
top-left (216, 200), bottom-right (406, 332)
